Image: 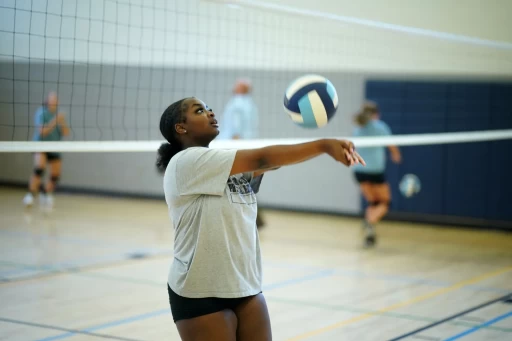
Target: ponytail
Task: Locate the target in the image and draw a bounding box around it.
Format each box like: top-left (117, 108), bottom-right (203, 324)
top-left (156, 98), bottom-right (187, 173)
top-left (156, 143), bottom-right (181, 173)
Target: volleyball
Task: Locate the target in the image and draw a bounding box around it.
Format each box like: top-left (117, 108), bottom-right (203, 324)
top-left (283, 75), bottom-right (338, 128)
top-left (399, 174), bottom-right (421, 198)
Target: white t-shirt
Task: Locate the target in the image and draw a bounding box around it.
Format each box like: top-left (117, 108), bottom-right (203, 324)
top-left (164, 147), bottom-right (263, 298)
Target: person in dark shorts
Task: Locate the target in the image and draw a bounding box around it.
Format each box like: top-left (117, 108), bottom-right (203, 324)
top-left (156, 97), bottom-right (365, 340)
top-left (23, 92), bottom-right (70, 210)
top-left (352, 101), bottom-right (402, 247)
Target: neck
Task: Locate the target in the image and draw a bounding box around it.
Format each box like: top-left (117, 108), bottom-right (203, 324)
top-left (181, 139), bottom-right (210, 149)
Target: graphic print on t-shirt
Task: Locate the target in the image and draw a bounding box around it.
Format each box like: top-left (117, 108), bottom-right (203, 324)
top-left (227, 175), bottom-right (257, 205)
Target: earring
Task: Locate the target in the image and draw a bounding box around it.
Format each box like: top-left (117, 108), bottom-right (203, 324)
top-left (183, 130), bottom-right (187, 133)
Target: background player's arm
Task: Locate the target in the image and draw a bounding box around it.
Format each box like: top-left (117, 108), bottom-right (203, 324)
top-left (36, 113), bottom-right (58, 137)
top-left (230, 139), bottom-right (364, 176)
top-left (380, 122), bottom-right (401, 163)
top-left (57, 113), bottom-right (70, 137)
top-left (388, 145), bottom-right (401, 163)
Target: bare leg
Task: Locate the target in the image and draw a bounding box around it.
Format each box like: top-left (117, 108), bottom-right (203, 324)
top-left (175, 309), bottom-right (237, 341)
top-left (234, 293), bottom-right (272, 341)
top-left (366, 183), bottom-right (391, 225)
top-left (359, 183), bottom-right (378, 247)
top-left (45, 159), bottom-right (62, 193)
top-left (29, 153), bottom-right (47, 193)
top-left (24, 153), bottom-right (47, 206)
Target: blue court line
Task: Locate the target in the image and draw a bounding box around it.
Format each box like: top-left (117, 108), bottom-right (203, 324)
top-left (0, 265), bottom-right (55, 277)
top-left (442, 310), bottom-right (512, 341)
top-left (0, 249), bottom-right (172, 281)
top-left (2, 258), bottom-right (509, 295)
top-left (265, 262), bottom-right (509, 294)
top-left (0, 229), bottom-right (157, 250)
top-left (0, 317), bottom-right (142, 341)
top-left (263, 269), bottom-right (334, 291)
top-left (388, 293), bottom-right (512, 340)
top-left (33, 309), bottom-right (169, 341)
top-left (31, 269), bottom-right (336, 341)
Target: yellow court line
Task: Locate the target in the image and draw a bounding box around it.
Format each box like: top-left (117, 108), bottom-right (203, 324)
top-left (286, 265), bottom-right (512, 341)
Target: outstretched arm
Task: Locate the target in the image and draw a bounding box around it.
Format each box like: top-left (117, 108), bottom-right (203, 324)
top-left (230, 139), bottom-right (364, 176)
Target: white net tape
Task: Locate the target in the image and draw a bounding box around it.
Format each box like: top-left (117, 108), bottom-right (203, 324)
top-left (1, 129), bottom-right (511, 152)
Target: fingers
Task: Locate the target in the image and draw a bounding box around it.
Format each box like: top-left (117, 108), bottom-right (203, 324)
top-left (331, 139), bottom-right (366, 167)
top-left (353, 151), bottom-right (366, 166)
top-left (343, 149), bottom-right (354, 166)
top-left (340, 140), bottom-right (365, 167)
top-left (339, 140), bottom-right (355, 153)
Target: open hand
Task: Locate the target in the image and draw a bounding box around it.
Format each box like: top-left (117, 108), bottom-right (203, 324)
top-left (323, 139), bottom-right (365, 167)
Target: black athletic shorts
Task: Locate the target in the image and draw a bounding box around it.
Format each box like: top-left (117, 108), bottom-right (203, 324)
top-left (41, 152), bottom-right (61, 161)
top-left (167, 284), bottom-right (259, 322)
top-left (354, 172), bottom-right (386, 184)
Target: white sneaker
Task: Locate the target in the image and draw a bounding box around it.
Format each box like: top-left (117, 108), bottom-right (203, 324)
top-left (45, 194), bottom-right (54, 211)
top-left (23, 193), bottom-right (34, 207)
top-left (39, 193), bottom-right (47, 207)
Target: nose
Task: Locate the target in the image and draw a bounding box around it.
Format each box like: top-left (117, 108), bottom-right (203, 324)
top-left (208, 110), bottom-right (215, 118)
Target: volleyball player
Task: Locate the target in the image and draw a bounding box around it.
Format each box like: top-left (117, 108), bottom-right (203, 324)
top-left (219, 79), bottom-right (266, 228)
top-left (157, 97), bottom-right (365, 341)
top-left (352, 101), bottom-right (401, 247)
top-left (23, 91), bottom-right (70, 210)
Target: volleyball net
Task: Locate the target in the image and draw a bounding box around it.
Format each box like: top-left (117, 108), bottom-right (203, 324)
top-left (0, 0), bottom-right (511, 227)
top-left (1, 0), bottom-right (511, 149)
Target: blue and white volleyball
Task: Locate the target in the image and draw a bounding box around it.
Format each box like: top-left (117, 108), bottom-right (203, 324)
top-left (283, 75), bottom-right (338, 128)
top-left (399, 174), bottom-right (421, 198)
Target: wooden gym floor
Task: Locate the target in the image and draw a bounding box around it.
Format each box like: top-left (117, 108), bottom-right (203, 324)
top-left (0, 187), bottom-right (511, 341)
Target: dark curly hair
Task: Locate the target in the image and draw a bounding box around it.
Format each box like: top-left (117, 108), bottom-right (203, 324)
top-left (156, 98), bottom-right (189, 173)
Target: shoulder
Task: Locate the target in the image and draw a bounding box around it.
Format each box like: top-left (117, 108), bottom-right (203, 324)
top-left (352, 125), bottom-right (364, 136)
top-left (375, 120), bottom-right (392, 133)
top-left (176, 147), bottom-right (223, 162)
top-left (174, 147), bottom-right (237, 171)
top-left (34, 106), bottom-right (44, 116)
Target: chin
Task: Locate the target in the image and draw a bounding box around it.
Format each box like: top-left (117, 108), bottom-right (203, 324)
top-left (204, 130), bottom-right (219, 144)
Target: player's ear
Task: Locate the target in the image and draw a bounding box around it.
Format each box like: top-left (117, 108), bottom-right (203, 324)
top-left (175, 124), bottom-right (187, 135)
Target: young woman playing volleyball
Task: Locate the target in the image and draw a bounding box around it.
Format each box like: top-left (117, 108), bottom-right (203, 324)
top-left (157, 97), bottom-right (365, 341)
top-left (352, 101), bottom-right (401, 247)
top-left (23, 91), bottom-right (70, 210)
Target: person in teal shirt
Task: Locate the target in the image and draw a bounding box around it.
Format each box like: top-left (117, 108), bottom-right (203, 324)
top-left (219, 79), bottom-right (265, 228)
top-left (218, 79), bottom-right (259, 141)
top-left (23, 91), bottom-right (70, 210)
top-left (352, 101), bottom-right (401, 247)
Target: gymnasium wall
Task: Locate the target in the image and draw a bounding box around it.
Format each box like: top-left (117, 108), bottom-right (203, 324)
top-left (365, 80), bottom-right (512, 225)
top-left (2, 68), bottom-right (512, 228)
top-left (0, 64), bottom-right (366, 214)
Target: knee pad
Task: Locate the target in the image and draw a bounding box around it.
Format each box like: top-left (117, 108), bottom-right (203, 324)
top-left (50, 176), bottom-right (60, 184)
top-left (34, 168), bottom-right (45, 177)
